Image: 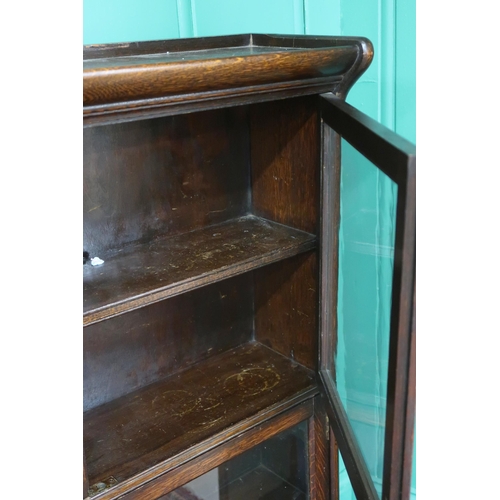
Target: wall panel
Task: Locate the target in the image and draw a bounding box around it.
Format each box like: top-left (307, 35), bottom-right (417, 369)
top-left (191, 0), bottom-right (304, 37)
top-left (83, 0), bottom-right (181, 44)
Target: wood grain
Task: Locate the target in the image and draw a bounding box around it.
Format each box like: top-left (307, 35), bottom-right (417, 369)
top-left (83, 79), bottom-right (342, 127)
top-left (254, 252), bottom-right (319, 370)
top-left (84, 342), bottom-right (316, 494)
top-left (84, 273), bottom-right (254, 411)
top-left (309, 397), bottom-right (329, 500)
top-left (82, 34), bottom-right (378, 500)
top-left (83, 106), bottom-right (250, 257)
top-left (116, 401), bottom-right (313, 500)
top-left (83, 35), bottom-right (373, 126)
top-left (84, 46), bottom-right (358, 107)
top-left (83, 215), bottom-right (316, 326)
top-left (319, 123), bottom-right (341, 376)
top-left (250, 95), bottom-right (320, 235)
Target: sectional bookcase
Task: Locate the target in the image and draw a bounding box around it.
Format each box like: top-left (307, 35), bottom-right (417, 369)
top-left (83, 34), bottom-right (415, 500)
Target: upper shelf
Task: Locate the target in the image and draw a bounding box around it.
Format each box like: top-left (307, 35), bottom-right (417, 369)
top-left (83, 34), bottom-right (373, 125)
top-left (83, 215), bottom-right (316, 326)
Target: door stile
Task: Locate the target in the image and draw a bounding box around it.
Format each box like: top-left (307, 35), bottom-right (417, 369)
top-left (319, 119), bottom-right (341, 378)
top-left (309, 396), bottom-right (331, 500)
top-left (318, 111), bottom-right (379, 500)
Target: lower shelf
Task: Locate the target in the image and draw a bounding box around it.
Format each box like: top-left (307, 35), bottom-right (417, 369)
top-left (84, 342), bottom-right (316, 496)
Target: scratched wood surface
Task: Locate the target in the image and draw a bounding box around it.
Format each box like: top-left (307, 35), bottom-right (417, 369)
top-left (83, 106), bottom-right (250, 257)
top-left (251, 95), bottom-right (320, 371)
top-left (83, 215), bottom-right (315, 325)
top-left (111, 401), bottom-right (313, 500)
top-left (84, 273), bottom-right (254, 412)
top-left (84, 342), bottom-right (316, 492)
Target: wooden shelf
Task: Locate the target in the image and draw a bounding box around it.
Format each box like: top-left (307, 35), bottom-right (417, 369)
top-left (84, 342), bottom-right (316, 496)
top-left (83, 215), bottom-right (316, 326)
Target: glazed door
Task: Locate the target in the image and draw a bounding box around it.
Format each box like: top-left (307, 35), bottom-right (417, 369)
top-left (318, 94), bottom-right (415, 500)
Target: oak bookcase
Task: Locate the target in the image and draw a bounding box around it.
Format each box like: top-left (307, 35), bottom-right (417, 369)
top-left (83, 34), bottom-right (415, 500)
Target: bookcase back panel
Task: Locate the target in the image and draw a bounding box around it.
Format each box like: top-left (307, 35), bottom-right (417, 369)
top-left (84, 273), bottom-right (254, 411)
top-left (83, 106), bottom-right (251, 256)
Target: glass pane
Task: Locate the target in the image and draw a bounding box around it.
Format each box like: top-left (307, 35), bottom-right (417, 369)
top-left (336, 139), bottom-right (398, 497)
top-left (161, 420), bottom-right (308, 500)
top-left (338, 453), bottom-right (356, 500)
top-left (411, 425), bottom-right (416, 500)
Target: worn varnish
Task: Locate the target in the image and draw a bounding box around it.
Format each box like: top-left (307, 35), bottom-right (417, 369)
top-left (83, 35), bottom-right (373, 125)
top-left (84, 215), bottom-right (316, 325)
top-left (84, 273), bottom-right (254, 411)
top-left (83, 36), bottom-right (360, 107)
top-left (84, 342), bottom-right (316, 493)
top-left (114, 402), bottom-right (313, 500)
top-left (84, 46), bottom-right (357, 106)
top-left (83, 106), bottom-right (250, 257)
top-left (80, 34), bottom-right (413, 500)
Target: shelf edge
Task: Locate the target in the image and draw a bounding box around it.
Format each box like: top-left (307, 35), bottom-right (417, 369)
top-left (88, 385), bottom-right (318, 500)
top-left (84, 236), bottom-right (316, 327)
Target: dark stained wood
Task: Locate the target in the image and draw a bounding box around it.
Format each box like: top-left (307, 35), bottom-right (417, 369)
top-left (250, 95), bottom-right (320, 235)
top-left (309, 397), bottom-right (329, 500)
top-left (83, 35), bottom-right (373, 126)
top-left (83, 106), bottom-right (250, 256)
top-left (84, 273), bottom-right (253, 411)
top-left (254, 252), bottom-right (318, 370)
top-left (319, 122), bottom-right (341, 377)
top-left (382, 160), bottom-right (416, 500)
top-left (116, 401), bottom-right (313, 500)
top-left (84, 450), bottom-right (90, 498)
top-left (84, 45), bottom-right (358, 107)
top-left (81, 34), bottom-right (406, 500)
top-left (84, 342), bottom-right (317, 495)
top-left (319, 94), bottom-right (416, 500)
top-left (84, 215), bottom-right (316, 326)
top-left (320, 94), bottom-right (416, 183)
top-left (330, 429), bottom-right (339, 500)
top-left (250, 95), bottom-right (320, 371)
top-left (84, 81), bottom-right (342, 127)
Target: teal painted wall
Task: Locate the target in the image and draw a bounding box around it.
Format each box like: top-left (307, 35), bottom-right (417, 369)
top-left (83, 2), bottom-right (415, 497)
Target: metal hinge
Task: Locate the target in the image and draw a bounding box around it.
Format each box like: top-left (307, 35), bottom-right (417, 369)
top-left (326, 415), bottom-right (330, 440)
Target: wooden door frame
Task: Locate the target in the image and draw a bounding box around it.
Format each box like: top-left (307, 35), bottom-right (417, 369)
top-left (318, 94), bottom-right (416, 500)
